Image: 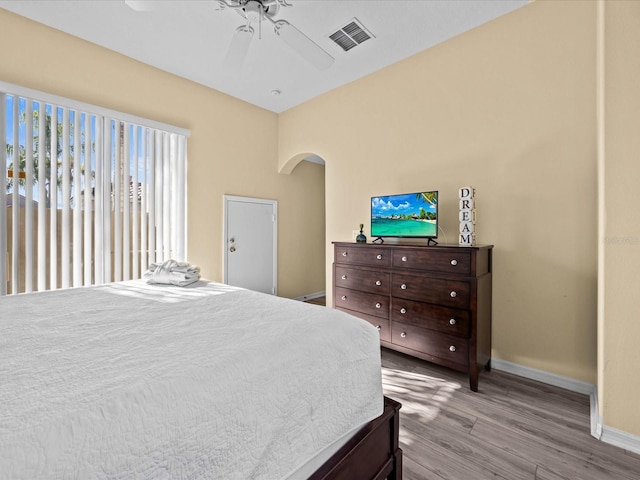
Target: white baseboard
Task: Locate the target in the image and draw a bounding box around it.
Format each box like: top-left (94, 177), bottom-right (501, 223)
top-left (590, 389), bottom-right (603, 440)
top-left (491, 358), bottom-right (595, 395)
top-left (601, 424), bottom-right (640, 455)
top-left (491, 358), bottom-right (640, 455)
top-left (293, 291), bottom-right (326, 302)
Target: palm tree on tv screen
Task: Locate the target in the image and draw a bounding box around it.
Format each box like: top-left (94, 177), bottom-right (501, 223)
top-left (416, 192), bottom-right (437, 207)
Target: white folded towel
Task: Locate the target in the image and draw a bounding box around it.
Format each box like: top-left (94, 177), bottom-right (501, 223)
top-left (144, 260), bottom-right (201, 286)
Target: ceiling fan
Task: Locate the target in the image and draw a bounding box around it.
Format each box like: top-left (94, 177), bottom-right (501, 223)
top-left (124, 0), bottom-right (334, 72)
top-left (218, 0), bottom-right (334, 72)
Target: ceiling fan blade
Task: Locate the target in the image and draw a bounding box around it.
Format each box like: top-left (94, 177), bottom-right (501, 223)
top-left (273, 20), bottom-right (334, 71)
top-left (124, 0), bottom-right (162, 12)
top-left (223, 25), bottom-right (255, 73)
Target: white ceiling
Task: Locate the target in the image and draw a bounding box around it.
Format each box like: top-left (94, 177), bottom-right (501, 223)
top-left (0, 0), bottom-right (528, 113)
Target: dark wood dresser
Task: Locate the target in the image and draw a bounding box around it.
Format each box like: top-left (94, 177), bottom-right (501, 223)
top-left (332, 242), bottom-right (493, 391)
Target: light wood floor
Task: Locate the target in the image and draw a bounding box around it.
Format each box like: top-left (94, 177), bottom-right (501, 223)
top-left (380, 348), bottom-right (640, 480)
top-left (303, 296), bottom-right (327, 306)
top-left (304, 296), bottom-right (640, 479)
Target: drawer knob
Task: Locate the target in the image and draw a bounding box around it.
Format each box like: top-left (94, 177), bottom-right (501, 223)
top-left (449, 318), bottom-right (457, 325)
top-left (400, 283), bottom-right (407, 290)
top-left (341, 295), bottom-right (347, 301)
top-left (341, 274), bottom-right (347, 280)
top-left (449, 345), bottom-right (457, 352)
top-left (400, 332), bottom-right (407, 338)
top-left (342, 251), bottom-right (348, 257)
top-left (375, 280), bottom-right (382, 286)
top-left (401, 256), bottom-right (408, 262)
top-left (450, 291), bottom-right (457, 298)
top-left (376, 325), bottom-right (381, 332)
top-left (451, 259), bottom-right (458, 266)
top-left (400, 308), bottom-right (407, 314)
top-left (376, 254), bottom-right (383, 260)
top-left (375, 302), bottom-right (382, 309)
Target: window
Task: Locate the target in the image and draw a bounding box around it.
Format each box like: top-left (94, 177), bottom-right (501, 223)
top-left (1, 83), bottom-right (188, 295)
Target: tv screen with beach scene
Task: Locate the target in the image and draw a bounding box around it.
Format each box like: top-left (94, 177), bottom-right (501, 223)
top-left (371, 191), bottom-right (438, 239)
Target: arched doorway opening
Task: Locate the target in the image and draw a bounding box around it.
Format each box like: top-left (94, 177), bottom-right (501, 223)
top-left (279, 153), bottom-right (326, 303)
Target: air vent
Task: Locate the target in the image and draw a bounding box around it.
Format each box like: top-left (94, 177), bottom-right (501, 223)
top-left (328, 18), bottom-right (374, 52)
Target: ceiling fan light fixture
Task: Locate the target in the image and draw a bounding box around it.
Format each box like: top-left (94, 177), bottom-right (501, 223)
top-left (243, 0), bottom-right (263, 22)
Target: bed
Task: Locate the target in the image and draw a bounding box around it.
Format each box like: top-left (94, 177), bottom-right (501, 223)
top-left (0, 280), bottom-right (401, 479)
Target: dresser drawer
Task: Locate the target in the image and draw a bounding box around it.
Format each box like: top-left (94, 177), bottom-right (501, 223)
top-left (392, 322), bottom-right (469, 368)
top-left (334, 266), bottom-right (389, 295)
top-left (335, 287), bottom-right (389, 319)
top-left (335, 245), bottom-right (391, 267)
top-left (392, 248), bottom-right (471, 274)
top-left (390, 298), bottom-right (470, 337)
top-left (391, 273), bottom-right (470, 308)
top-left (336, 307), bottom-right (391, 343)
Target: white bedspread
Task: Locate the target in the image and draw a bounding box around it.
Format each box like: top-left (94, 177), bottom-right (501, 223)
top-left (0, 281), bottom-right (383, 479)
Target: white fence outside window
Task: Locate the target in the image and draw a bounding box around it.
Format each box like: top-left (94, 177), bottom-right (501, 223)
top-left (0, 83), bottom-right (188, 296)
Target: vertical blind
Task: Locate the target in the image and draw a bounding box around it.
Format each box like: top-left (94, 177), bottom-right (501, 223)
top-left (1, 84), bottom-right (188, 296)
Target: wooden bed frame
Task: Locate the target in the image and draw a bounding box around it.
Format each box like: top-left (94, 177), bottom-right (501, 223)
top-left (309, 396), bottom-right (403, 480)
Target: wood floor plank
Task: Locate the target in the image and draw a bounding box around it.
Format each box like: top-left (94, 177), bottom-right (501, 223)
top-left (402, 411), bottom-right (537, 480)
top-left (403, 456), bottom-right (445, 480)
top-left (534, 466), bottom-right (575, 480)
top-left (399, 426), bottom-right (515, 480)
top-left (471, 418), bottom-right (630, 480)
top-left (460, 390), bottom-right (640, 479)
top-left (378, 348), bottom-right (640, 480)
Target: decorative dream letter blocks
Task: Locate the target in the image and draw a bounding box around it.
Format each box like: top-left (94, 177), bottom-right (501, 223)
top-left (459, 187), bottom-right (476, 246)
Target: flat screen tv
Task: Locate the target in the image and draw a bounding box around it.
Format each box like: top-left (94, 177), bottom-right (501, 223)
top-left (371, 191), bottom-right (438, 243)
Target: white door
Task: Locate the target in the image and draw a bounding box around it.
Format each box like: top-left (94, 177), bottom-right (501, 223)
top-left (224, 196), bottom-right (277, 295)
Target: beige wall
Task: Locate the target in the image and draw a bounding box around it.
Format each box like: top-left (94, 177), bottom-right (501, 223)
top-left (602, 0), bottom-right (640, 435)
top-left (0, 8), bottom-right (326, 299)
top-left (280, 0), bottom-right (598, 383)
